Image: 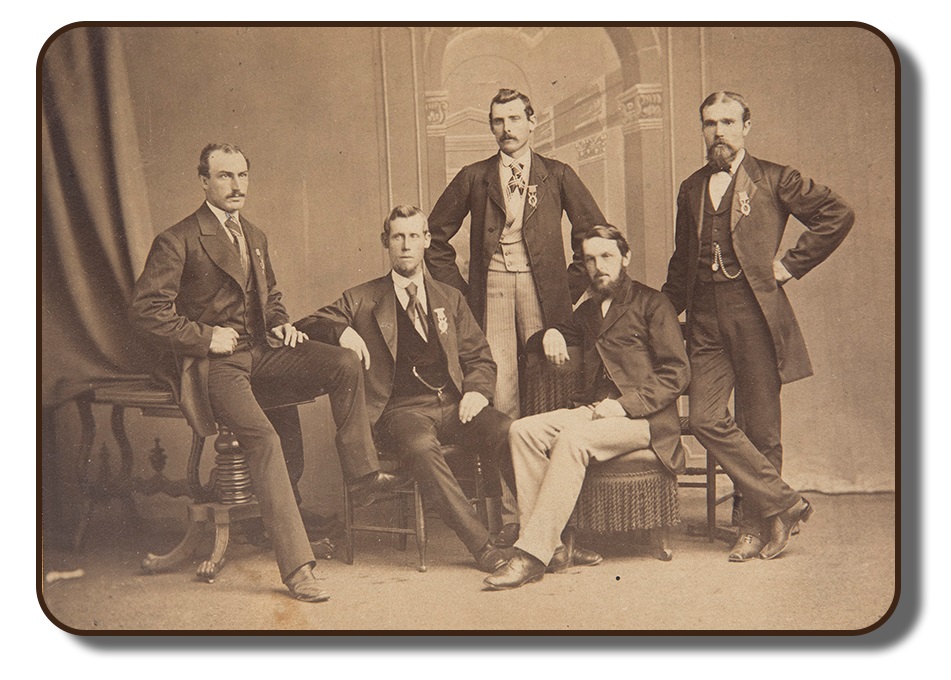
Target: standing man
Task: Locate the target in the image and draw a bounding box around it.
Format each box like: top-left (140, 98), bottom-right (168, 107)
top-left (426, 88), bottom-right (607, 420)
top-left (663, 92), bottom-right (854, 561)
top-left (296, 206), bottom-right (513, 574)
top-left (484, 226), bottom-right (689, 590)
top-left (130, 143), bottom-right (401, 602)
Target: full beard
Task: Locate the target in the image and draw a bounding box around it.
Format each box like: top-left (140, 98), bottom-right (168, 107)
top-left (707, 142), bottom-right (736, 172)
top-left (592, 275), bottom-right (623, 301)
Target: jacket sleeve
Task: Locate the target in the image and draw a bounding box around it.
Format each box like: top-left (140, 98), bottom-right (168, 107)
top-left (294, 290), bottom-right (358, 346)
top-left (661, 182), bottom-right (693, 315)
top-left (426, 166), bottom-right (473, 295)
top-left (776, 166), bottom-right (855, 279)
top-left (260, 233), bottom-right (290, 329)
top-left (454, 293), bottom-right (497, 401)
top-left (562, 164), bottom-right (608, 303)
top-left (617, 294), bottom-right (690, 419)
top-left (129, 230), bottom-right (213, 357)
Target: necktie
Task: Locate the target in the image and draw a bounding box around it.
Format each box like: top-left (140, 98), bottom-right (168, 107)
top-left (507, 162), bottom-right (525, 197)
top-left (406, 282), bottom-right (429, 342)
top-left (225, 215), bottom-right (248, 272)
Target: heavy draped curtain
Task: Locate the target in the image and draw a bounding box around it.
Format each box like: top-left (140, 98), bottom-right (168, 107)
top-left (41, 26), bottom-right (154, 406)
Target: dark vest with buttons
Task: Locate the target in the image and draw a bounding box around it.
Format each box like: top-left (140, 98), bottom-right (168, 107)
top-left (697, 176), bottom-right (744, 283)
top-left (391, 298), bottom-right (453, 399)
top-left (220, 234), bottom-right (266, 342)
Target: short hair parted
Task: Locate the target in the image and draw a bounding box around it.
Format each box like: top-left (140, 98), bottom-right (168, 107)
top-left (699, 91), bottom-right (751, 124)
top-left (382, 204), bottom-right (428, 237)
top-left (582, 224), bottom-right (631, 258)
top-left (198, 143), bottom-right (250, 178)
top-left (489, 89), bottom-right (535, 121)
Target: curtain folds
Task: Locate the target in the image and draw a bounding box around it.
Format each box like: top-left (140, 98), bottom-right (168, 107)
top-left (41, 26), bottom-right (155, 406)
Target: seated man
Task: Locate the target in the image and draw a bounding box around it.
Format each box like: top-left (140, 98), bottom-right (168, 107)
top-left (484, 225), bottom-right (690, 590)
top-left (130, 142), bottom-right (402, 603)
top-left (295, 205), bottom-right (515, 573)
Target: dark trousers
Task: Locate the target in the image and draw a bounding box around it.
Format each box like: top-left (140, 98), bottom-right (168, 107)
top-left (208, 339), bottom-right (379, 579)
top-left (687, 280), bottom-right (800, 538)
top-left (375, 392), bottom-right (514, 554)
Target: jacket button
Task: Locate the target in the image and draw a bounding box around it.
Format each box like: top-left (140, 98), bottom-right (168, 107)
top-left (488, 227), bottom-right (496, 233)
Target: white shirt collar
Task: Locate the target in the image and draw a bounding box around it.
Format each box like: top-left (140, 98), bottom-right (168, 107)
top-left (500, 149), bottom-right (532, 171)
top-left (391, 269), bottom-right (427, 311)
top-left (206, 201), bottom-right (240, 227)
top-left (724, 149), bottom-right (746, 176)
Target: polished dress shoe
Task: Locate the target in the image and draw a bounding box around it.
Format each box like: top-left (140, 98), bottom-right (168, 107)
top-left (483, 549), bottom-right (545, 590)
top-left (760, 498), bottom-right (814, 560)
top-left (728, 533), bottom-right (765, 562)
top-left (472, 542), bottom-right (508, 573)
top-left (547, 543), bottom-right (604, 573)
top-left (490, 522), bottom-right (520, 549)
top-left (284, 563), bottom-right (330, 603)
top-left (348, 471), bottom-right (408, 508)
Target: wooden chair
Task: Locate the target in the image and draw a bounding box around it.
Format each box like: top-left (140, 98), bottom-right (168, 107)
top-left (520, 348), bottom-right (679, 561)
top-left (71, 377), bottom-right (316, 581)
top-left (341, 445), bottom-right (490, 573)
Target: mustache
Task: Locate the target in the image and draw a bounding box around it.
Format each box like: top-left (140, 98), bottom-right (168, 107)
top-left (226, 192), bottom-right (245, 198)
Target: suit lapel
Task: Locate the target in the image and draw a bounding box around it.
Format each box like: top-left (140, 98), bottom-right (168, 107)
top-left (523, 151), bottom-right (548, 225)
top-left (372, 278), bottom-right (398, 361)
top-left (598, 276), bottom-right (634, 336)
top-left (731, 155), bottom-right (759, 233)
top-left (485, 156), bottom-right (506, 215)
top-left (692, 173), bottom-right (708, 239)
top-left (424, 276), bottom-right (451, 357)
top-left (196, 204), bottom-right (246, 286)
top-left (242, 218), bottom-right (268, 310)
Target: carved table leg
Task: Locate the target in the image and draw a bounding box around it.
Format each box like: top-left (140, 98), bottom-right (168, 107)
top-left (72, 397), bottom-right (97, 550)
top-left (142, 520), bottom-right (204, 573)
top-left (197, 520), bottom-right (230, 583)
top-left (110, 405), bottom-right (141, 525)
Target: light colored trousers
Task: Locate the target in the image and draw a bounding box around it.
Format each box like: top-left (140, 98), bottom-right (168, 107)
top-left (510, 406), bottom-right (651, 564)
top-left (484, 267), bottom-right (545, 419)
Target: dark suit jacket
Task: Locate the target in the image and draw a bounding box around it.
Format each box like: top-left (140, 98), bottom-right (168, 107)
top-left (662, 153), bottom-right (854, 384)
top-left (295, 274), bottom-right (496, 428)
top-left (426, 151), bottom-right (606, 328)
top-left (129, 203), bottom-right (289, 436)
top-left (527, 274), bottom-right (690, 475)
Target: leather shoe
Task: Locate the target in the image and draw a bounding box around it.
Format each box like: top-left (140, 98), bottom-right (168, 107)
top-left (483, 549), bottom-right (545, 590)
top-left (284, 563), bottom-right (330, 603)
top-left (490, 523), bottom-right (520, 549)
top-left (728, 533), bottom-right (765, 562)
top-left (472, 542), bottom-right (508, 573)
top-left (547, 543), bottom-right (603, 573)
top-left (761, 498), bottom-right (813, 560)
top-left (348, 471), bottom-right (409, 508)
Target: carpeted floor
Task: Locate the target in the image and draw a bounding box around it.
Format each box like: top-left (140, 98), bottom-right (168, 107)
top-left (39, 491), bottom-right (895, 633)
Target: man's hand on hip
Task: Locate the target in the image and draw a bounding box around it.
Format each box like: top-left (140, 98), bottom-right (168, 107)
top-left (339, 326), bottom-right (371, 370)
top-left (458, 392), bottom-right (488, 424)
top-left (209, 326), bottom-right (239, 355)
top-left (271, 323), bottom-right (308, 348)
top-left (773, 259), bottom-right (794, 286)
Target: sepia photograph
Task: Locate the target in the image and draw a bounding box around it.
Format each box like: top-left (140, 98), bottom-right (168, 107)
top-left (38, 23), bottom-right (897, 633)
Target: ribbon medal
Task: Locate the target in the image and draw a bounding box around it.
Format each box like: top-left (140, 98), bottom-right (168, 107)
top-left (738, 191), bottom-right (751, 217)
top-left (527, 185), bottom-right (538, 208)
top-left (434, 308), bottom-right (449, 334)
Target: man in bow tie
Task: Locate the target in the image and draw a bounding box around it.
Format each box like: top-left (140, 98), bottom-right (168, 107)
top-left (130, 143), bottom-right (403, 602)
top-left (295, 205), bottom-right (515, 574)
top-left (662, 92), bottom-right (854, 561)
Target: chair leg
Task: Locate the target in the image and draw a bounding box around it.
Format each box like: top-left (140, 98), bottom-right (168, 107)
top-left (413, 482), bottom-right (427, 572)
top-left (705, 452), bottom-right (717, 542)
top-left (197, 518), bottom-right (230, 583)
top-left (652, 526), bottom-right (673, 562)
top-left (343, 486), bottom-right (354, 565)
top-left (397, 491), bottom-right (408, 551)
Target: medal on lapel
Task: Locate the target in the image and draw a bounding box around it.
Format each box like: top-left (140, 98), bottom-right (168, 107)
top-left (255, 248), bottom-right (265, 270)
top-left (434, 307), bottom-right (449, 334)
top-left (527, 185), bottom-right (538, 208)
top-left (738, 191), bottom-right (751, 216)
